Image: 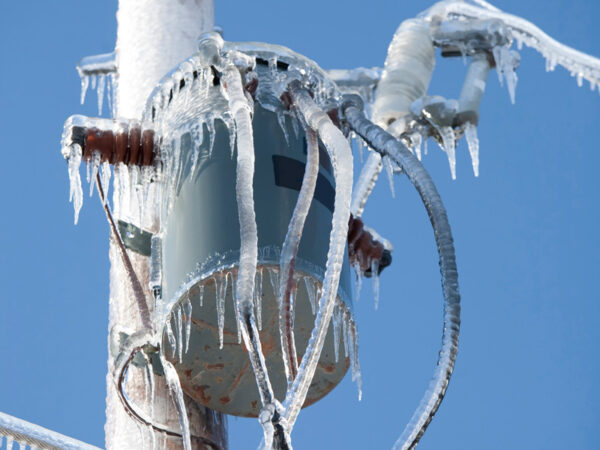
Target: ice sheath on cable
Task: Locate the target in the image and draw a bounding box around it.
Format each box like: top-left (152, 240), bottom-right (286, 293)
top-left (343, 96), bottom-right (460, 450)
top-left (222, 65), bottom-right (276, 408)
top-left (278, 120), bottom-right (319, 385)
top-left (282, 83), bottom-right (353, 429)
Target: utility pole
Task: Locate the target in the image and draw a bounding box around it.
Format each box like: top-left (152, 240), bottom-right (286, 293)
top-left (105, 1), bottom-right (227, 448)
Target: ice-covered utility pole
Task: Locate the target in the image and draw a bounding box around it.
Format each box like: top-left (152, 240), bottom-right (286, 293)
top-left (105, 1), bottom-right (226, 448)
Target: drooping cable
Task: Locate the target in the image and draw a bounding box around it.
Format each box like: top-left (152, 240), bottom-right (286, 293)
top-left (342, 96), bottom-right (460, 450)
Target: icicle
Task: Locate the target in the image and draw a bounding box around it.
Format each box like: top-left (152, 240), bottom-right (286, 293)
top-left (88, 151), bottom-right (101, 197)
top-left (351, 151), bottom-right (382, 217)
top-left (492, 46), bottom-right (518, 104)
top-left (464, 122), bottom-right (480, 177)
top-left (255, 268), bottom-right (263, 330)
top-left (6, 437), bottom-right (13, 450)
top-left (97, 74), bottom-right (106, 115)
top-left (411, 132), bottom-right (423, 161)
top-left (165, 319), bottom-right (176, 358)
top-left (290, 115), bottom-right (300, 139)
top-left (268, 268), bottom-right (279, 305)
top-left (342, 311), bottom-right (349, 358)
top-left (228, 271), bottom-right (242, 344)
top-left (176, 306), bottom-right (183, 363)
top-left (68, 144), bottom-right (83, 224)
top-left (198, 284), bottom-right (204, 308)
top-left (332, 304), bottom-right (341, 362)
top-left (100, 161), bottom-right (111, 205)
top-left (303, 277), bottom-right (317, 315)
top-left (352, 260), bottom-right (363, 301)
top-left (159, 354), bottom-right (192, 450)
top-left (215, 274), bottom-right (227, 349)
top-left (277, 110), bottom-right (290, 145)
top-left (283, 85), bottom-right (353, 429)
top-left (383, 155), bottom-right (396, 197)
top-left (437, 126), bottom-right (456, 180)
top-left (80, 75), bottom-right (89, 105)
top-left (145, 358), bottom-right (155, 419)
top-left (349, 321), bottom-right (362, 401)
top-left (184, 297), bottom-right (193, 354)
top-left (371, 259), bottom-right (380, 310)
top-left (207, 120), bottom-right (216, 157)
top-left (91, 74), bottom-right (97, 90)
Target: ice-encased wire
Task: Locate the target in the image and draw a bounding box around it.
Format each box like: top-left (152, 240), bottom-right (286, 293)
top-left (422, 1), bottom-right (600, 91)
top-left (343, 98), bottom-right (460, 450)
top-left (278, 121), bottom-right (320, 386)
top-left (282, 84), bottom-right (353, 429)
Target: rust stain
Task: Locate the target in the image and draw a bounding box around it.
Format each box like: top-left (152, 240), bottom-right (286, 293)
top-left (219, 396), bottom-right (231, 405)
top-left (184, 369), bottom-right (192, 378)
top-left (191, 317), bottom-right (237, 337)
top-left (193, 385), bottom-right (212, 404)
top-left (227, 358), bottom-right (250, 393)
top-left (206, 363), bottom-right (225, 370)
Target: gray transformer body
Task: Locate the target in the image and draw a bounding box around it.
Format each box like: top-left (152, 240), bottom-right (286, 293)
top-left (157, 87), bottom-right (353, 416)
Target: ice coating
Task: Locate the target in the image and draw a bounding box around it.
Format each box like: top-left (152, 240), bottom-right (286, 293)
top-left (343, 100), bottom-right (460, 450)
top-left (67, 144), bottom-right (83, 224)
top-left (278, 122), bottom-right (319, 385)
top-left (159, 354), bottom-right (192, 450)
top-left (282, 85), bottom-right (353, 428)
top-left (464, 122), bottom-right (480, 176)
top-left (422, 1), bottom-right (600, 91)
top-left (0, 411), bottom-right (100, 450)
top-left (351, 151), bottom-right (382, 218)
top-left (222, 64), bottom-right (277, 413)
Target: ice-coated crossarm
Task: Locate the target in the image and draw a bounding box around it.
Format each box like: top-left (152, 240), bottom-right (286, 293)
top-left (0, 411), bottom-right (101, 450)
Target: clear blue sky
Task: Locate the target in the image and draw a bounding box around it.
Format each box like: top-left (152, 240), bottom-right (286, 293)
top-left (1, 1), bottom-right (599, 449)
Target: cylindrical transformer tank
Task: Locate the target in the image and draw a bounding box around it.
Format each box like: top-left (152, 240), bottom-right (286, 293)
top-left (147, 43), bottom-right (354, 417)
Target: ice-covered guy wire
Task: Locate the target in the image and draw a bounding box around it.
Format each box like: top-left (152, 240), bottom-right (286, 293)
top-left (343, 95), bottom-right (460, 450)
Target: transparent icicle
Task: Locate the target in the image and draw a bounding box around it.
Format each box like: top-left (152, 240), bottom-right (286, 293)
top-left (383, 155), bottom-right (396, 197)
top-left (183, 297), bottom-right (193, 354)
top-left (352, 260), bottom-right (363, 301)
top-left (255, 268), bottom-right (263, 330)
top-left (176, 306), bottom-right (183, 363)
top-left (198, 284), bottom-right (204, 308)
top-left (277, 111), bottom-right (290, 145)
top-left (304, 277), bottom-right (316, 315)
top-left (223, 64), bottom-right (276, 409)
top-left (351, 151), bottom-right (382, 217)
top-left (100, 161), bottom-right (111, 205)
top-left (492, 46), bottom-right (518, 104)
top-left (80, 75), bottom-right (89, 105)
top-left (349, 321), bottom-right (363, 401)
top-left (464, 122), bottom-right (480, 177)
top-left (68, 144), bottom-right (83, 224)
top-left (97, 74), bottom-right (106, 115)
top-left (283, 85), bottom-right (353, 429)
top-left (332, 305), bottom-right (341, 363)
top-left (278, 123), bottom-right (319, 384)
top-left (159, 354), bottom-right (192, 450)
top-left (6, 437), bottom-right (13, 449)
top-left (371, 259), bottom-right (380, 310)
top-left (228, 271), bottom-right (242, 344)
top-left (342, 311), bottom-right (349, 358)
top-left (438, 126), bottom-right (456, 180)
top-left (215, 274), bottom-right (227, 349)
top-left (88, 152), bottom-right (101, 197)
top-left (145, 357), bottom-right (155, 419)
top-left (165, 319), bottom-right (176, 359)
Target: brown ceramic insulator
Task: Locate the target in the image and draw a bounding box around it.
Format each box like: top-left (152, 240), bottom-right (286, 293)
top-left (141, 129), bottom-right (155, 166)
top-left (114, 128), bottom-right (129, 165)
top-left (85, 128), bottom-right (115, 162)
top-left (128, 125), bottom-right (142, 166)
top-left (347, 215), bottom-right (387, 274)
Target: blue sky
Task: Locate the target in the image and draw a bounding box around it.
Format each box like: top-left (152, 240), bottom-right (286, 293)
top-left (1, 1), bottom-right (599, 449)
